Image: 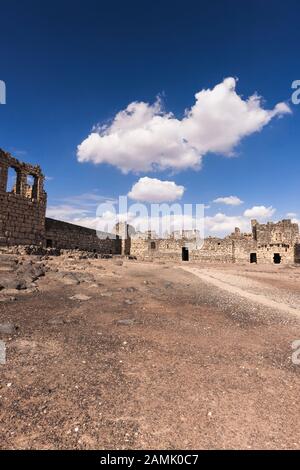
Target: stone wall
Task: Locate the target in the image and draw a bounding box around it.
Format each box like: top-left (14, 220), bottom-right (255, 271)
top-left (191, 238), bottom-right (234, 263)
top-left (0, 149), bottom-right (121, 254)
top-left (131, 235), bottom-right (235, 263)
top-left (45, 218), bottom-right (120, 254)
top-left (114, 222), bottom-right (132, 255)
top-left (251, 219), bottom-right (299, 264)
top-left (130, 236), bottom-right (152, 260)
top-left (131, 235), bottom-right (189, 261)
top-left (129, 220), bottom-right (300, 264)
top-left (295, 244), bottom-right (300, 263)
top-left (255, 244), bottom-right (295, 264)
top-left (232, 239), bottom-right (257, 263)
top-left (0, 149), bottom-right (46, 246)
top-left (252, 219), bottom-right (299, 245)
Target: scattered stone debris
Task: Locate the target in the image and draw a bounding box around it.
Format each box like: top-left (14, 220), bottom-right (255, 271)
top-left (124, 299), bottom-right (135, 305)
top-left (0, 296), bottom-right (17, 302)
top-left (113, 260), bottom-right (123, 266)
top-left (69, 294), bottom-right (91, 301)
top-left (0, 322), bottom-right (18, 334)
top-left (60, 273), bottom-right (81, 285)
top-left (46, 318), bottom-right (66, 326)
top-left (0, 257), bottom-right (46, 292)
top-left (164, 282), bottom-right (173, 288)
top-left (49, 270), bottom-right (97, 286)
top-left (117, 319), bottom-right (135, 326)
top-left (124, 287), bottom-right (138, 293)
top-left (100, 292), bottom-right (113, 297)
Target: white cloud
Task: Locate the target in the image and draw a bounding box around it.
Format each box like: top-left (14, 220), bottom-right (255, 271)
top-left (77, 77), bottom-right (291, 173)
top-left (286, 212), bottom-right (297, 218)
top-left (128, 177), bottom-right (185, 202)
top-left (47, 206), bottom-right (282, 238)
top-left (243, 205), bottom-right (276, 219)
top-left (205, 213), bottom-right (250, 234)
top-left (291, 217), bottom-right (300, 226)
top-left (288, 214), bottom-right (300, 226)
top-left (46, 204), bottom-right (89, 219)
top-left (66, 216), bottom-right (102, 230)
top-left (46, 191), bottom-right (116, 223)
top-left (213, 195), bottom-right (243, 206)
top-left (49, 209), bottom-right (298, 238)
top-left (46, 192), bottom-right (279, 238)
top-left (92, 211), bottom-right (252, 238)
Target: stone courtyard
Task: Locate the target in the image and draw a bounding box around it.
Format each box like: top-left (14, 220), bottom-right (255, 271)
top-left (1, 253), bottom-right (300, 449)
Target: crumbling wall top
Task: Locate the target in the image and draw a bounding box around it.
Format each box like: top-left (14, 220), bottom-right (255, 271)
top-left (0, 148), bottom-right (44, 177)
top-left (0, 148), bottom-right (46, 201)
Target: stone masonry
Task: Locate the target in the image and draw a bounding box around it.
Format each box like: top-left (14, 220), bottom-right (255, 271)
top-left (0, 149), bottom-right (119, 255)
top-left (45, 218), bottom-right (120, 254)
top-left (129, 219), bottom-right (300, 264)
top-left (0, 149), bottom-right (46, 246)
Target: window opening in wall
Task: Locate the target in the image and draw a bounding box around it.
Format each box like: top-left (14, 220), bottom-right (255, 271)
top-left (46, 239), bottom-right (53, 248)
top-left (273, 253), bottom-right (281, 264)
top-left (25, 175), bottom-right (34, 198)
top-left (6, 167), bottom-right (18, 193)
top-left (150, 241), bottom-right (156, 250)
top-left (250, 253), bottom-right (257, 263)
top-left (31, 175), bottom-right (39, 199)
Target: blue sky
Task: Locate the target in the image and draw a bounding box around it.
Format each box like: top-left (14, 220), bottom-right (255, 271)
top-left (1, 0), bottom-right (300, 235)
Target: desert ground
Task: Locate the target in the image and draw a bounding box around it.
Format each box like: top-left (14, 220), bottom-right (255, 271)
top-left (0, 253), bottom-right (300, 450)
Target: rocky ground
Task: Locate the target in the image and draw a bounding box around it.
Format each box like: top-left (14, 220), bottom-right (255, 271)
top-left (0, 253), bottom-right (300, 449)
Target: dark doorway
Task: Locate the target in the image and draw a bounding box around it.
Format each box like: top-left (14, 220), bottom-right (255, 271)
top-left (273, 253), bottom-right (281, 264)
top-left (250, 253), bottom-right (257, 263)
top-left (46, 239), bottom-right (53, 248)
top-left (182, 247), bottom-right (189, 261)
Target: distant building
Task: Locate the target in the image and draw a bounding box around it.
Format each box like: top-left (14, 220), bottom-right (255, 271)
top-left (128, 219), bottom-right (300, 264)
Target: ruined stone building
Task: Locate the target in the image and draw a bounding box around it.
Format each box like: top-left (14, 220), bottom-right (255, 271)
top-left (129, 219), bottom-right (300, 264)
top-left (0, 149), bottom-right (119, 255)
top-left (0, 149), bottom-right (299, 264)
top-left (0, 149), bottom-right (46, 247)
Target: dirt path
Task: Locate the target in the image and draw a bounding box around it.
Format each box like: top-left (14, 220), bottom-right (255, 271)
top-left (180, 266), bottom-right (300, 317)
